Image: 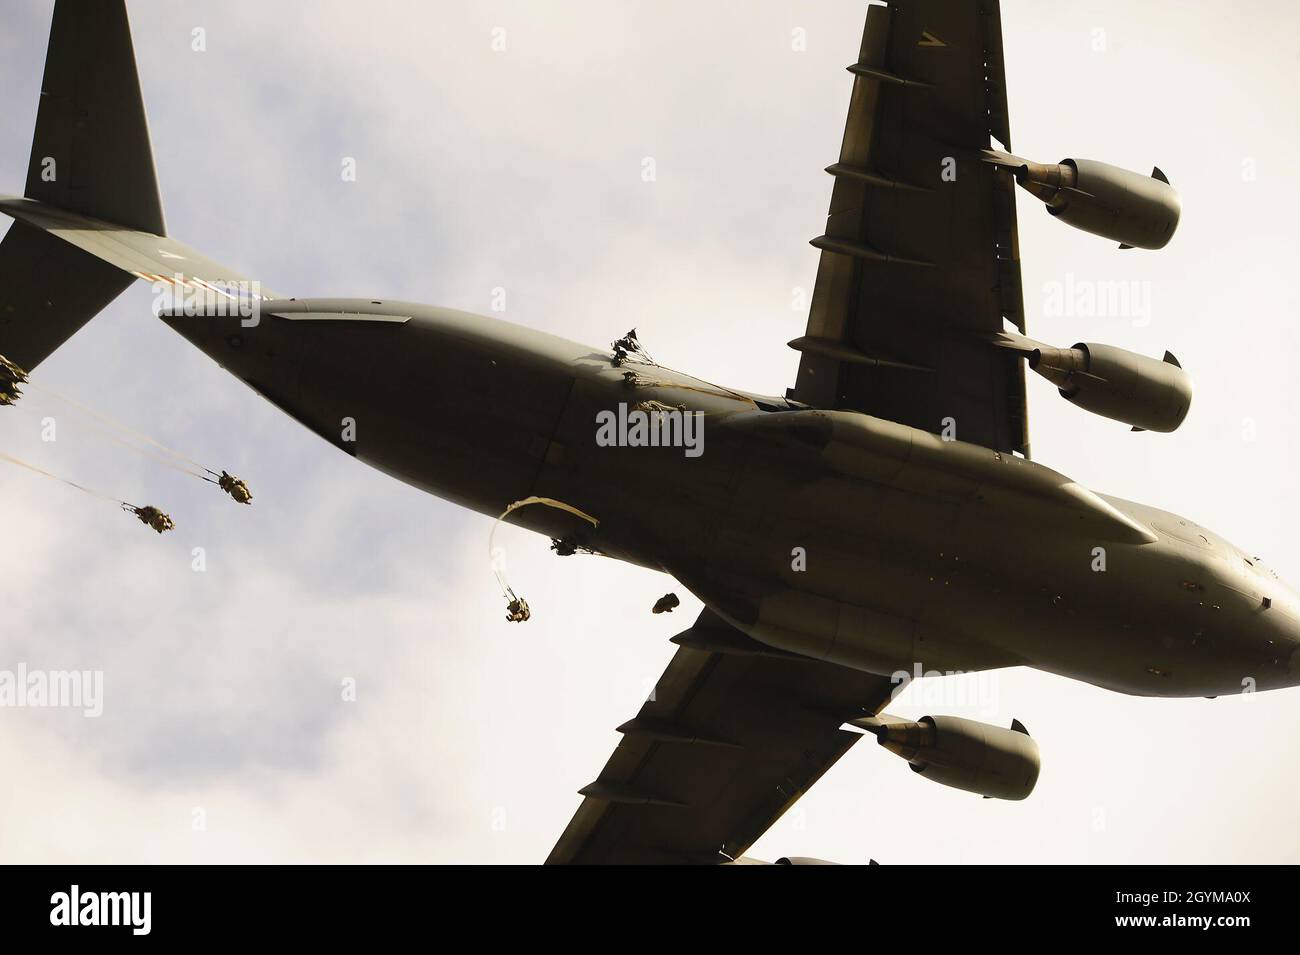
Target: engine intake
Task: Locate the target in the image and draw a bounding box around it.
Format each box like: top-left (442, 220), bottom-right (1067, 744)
top-left (1031, 342), bottom-right (1193, 433)
top-left (872, 715), bottom-right (1040, 801)
top-left (1017, 158), bottom-right (1180, 249)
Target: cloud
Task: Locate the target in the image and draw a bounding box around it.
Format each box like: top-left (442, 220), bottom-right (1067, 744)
top-left (2, 0), bottom-right (1300, 864)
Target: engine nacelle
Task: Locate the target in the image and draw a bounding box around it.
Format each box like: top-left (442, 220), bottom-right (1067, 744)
top-left (1017, 158), bottom-right (1180, 249)
top-left (1031, 342), bottom-right (1193, 433)
top-left (774, 857), bottom-right (842, 865)
top-left (730, 855), bottom-right (873, 865)
top-left (874, 715), bottom-right (1040, 801)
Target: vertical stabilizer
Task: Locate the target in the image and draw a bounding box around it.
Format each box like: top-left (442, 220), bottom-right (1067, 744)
top-left (25, 0), bottom-right (165, 235)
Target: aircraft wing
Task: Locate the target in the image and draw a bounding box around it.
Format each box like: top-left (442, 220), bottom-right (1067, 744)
top-left (546, 610), bottom-right (895, 864)
top-left (788, 0), bottom-right (1029, 456)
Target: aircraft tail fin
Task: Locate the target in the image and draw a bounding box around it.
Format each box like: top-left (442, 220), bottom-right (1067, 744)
top-left (26, 0), bottom-right (166, 236)
top-left (0, 0), bottom-right (161, 371)
top-left (1, 1), bottom-right (274, 373)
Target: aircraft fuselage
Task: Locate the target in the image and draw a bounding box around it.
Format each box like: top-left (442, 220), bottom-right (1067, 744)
top-left (164, 300), bottom-right (1300, 699)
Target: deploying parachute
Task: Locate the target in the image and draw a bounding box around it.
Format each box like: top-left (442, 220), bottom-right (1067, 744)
top-left (1, 351), bottom-right (250, 532)
top-left (0, 450), bottom-right (174, 536)
top-left (2, 360), bottom-right (253, 503)
top-left (0, 353), bottom-right (28, 406)
top-left (489, 496), bottom-right (600, 623)
top-left (23, 381), bottom-right (254, 505)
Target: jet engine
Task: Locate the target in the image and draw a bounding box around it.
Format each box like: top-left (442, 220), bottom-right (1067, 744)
top-left (1015, 158), bottom-right (1180, 249)
top-left (989, 331), bottom-right (1193, 433)
top-left (982, 148), bottom-right (1180, 249)
top-left (1030, 342), bottom-right (1192, 433)
top-left (867, 715), bottom-right (1040, 801)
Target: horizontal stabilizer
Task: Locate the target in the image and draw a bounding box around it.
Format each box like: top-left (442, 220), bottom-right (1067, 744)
top-left (0, 221), bottom-right (133, 370)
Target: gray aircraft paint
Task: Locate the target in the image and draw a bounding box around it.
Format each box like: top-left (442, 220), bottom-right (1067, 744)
top-left (157, 297), bottom-right (1300, 699)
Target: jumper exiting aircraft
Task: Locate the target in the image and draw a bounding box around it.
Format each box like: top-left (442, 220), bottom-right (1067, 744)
top-left (2, 1), bottom-right (1296, 864)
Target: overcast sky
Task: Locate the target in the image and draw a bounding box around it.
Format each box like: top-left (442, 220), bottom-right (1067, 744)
top-left (2, 0), bottom-right (1299, 864)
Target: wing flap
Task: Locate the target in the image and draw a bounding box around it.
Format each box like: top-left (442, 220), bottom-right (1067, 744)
top-left (546, 610), bottom-right (895, 864)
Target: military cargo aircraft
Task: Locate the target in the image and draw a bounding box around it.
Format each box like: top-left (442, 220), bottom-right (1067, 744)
top-left (3, 0), bottom-right (1296, 864)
